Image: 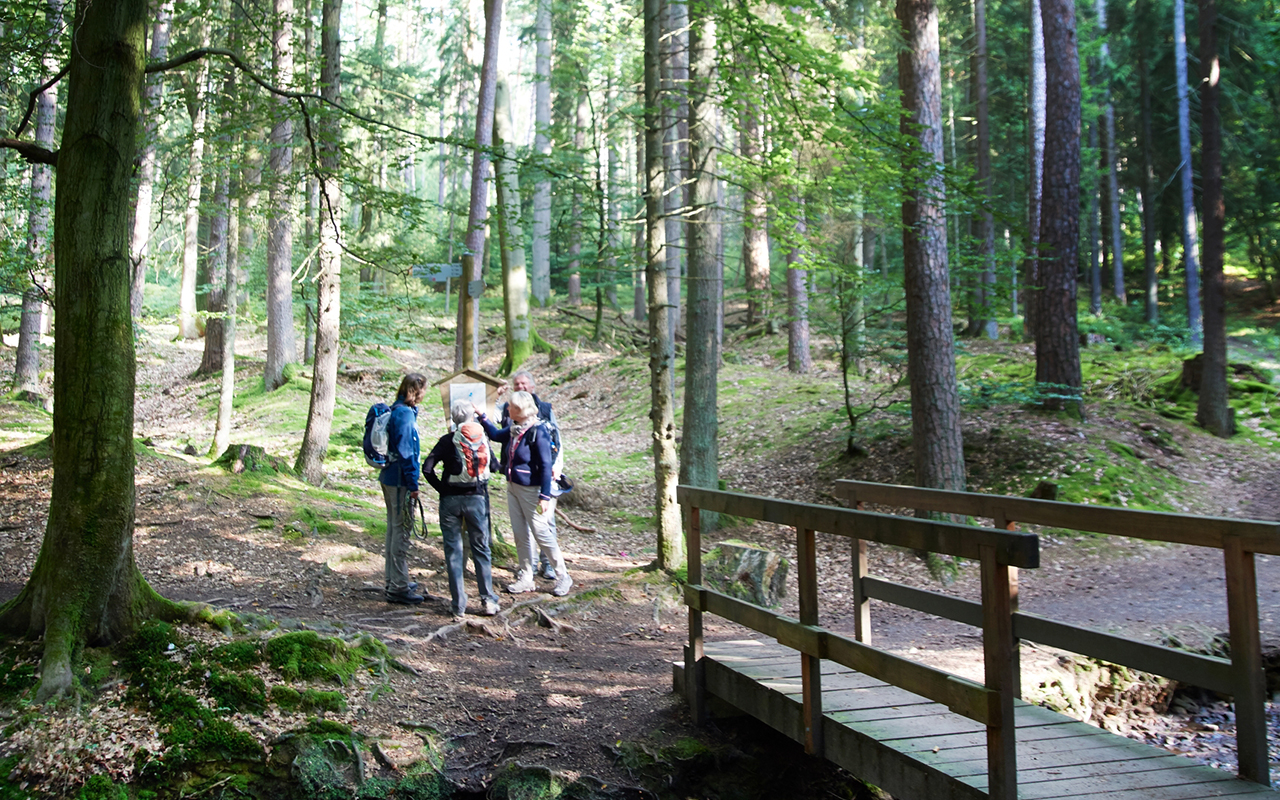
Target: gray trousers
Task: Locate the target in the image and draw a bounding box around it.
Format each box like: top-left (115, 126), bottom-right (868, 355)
top-left (382, 483), bottom-right (415, 593)
top-left (507, 483), bottom-right (565, 581)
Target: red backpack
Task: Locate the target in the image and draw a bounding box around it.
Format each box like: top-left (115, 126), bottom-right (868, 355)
top-left (450, 422), bottom-right (491, 484)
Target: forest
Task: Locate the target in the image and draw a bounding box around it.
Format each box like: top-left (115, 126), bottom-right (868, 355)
top-left (0, 0), bottom-right (1279, 793)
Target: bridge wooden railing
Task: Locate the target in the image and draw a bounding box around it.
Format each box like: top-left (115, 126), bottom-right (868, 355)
top-left (678, 485), bottom-right (1039, 800)
top-left (834, 478), bottom-right (1280, 788)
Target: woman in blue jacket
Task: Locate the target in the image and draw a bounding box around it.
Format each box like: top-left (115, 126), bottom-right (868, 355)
top-left (478, 391), bottom-right (572, 596)
top-left (382, 373), bottom-right (427, 604)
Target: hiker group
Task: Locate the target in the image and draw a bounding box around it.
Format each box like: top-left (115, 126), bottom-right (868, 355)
top-left (364, 370), bottom-right (572, 618)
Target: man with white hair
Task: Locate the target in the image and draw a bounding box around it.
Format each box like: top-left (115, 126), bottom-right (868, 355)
top-left (423, 400), bottom-right (500, 618)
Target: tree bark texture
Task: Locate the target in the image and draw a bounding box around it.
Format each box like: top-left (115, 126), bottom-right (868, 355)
top-left (680, 0), bottom-right (720, 520)
top-left (198, 72), bottom-right (234, 378)
top-left (1022, 0), bottom-right (1046, 341)
top-left (567, 92), bottom-right (588, 306)
top-left (1139, 16), bottom-right (1159, 325)
top-left (456, 0), bottom-right (502, 369)
top-left (179, 19), bottom-right (210, 341)
top-left (265, 0), bottom-right (297, 390)
top-left (1096, 0), bottom-right (1125, 304)
top-left (1088, 120), bottom-right (1102, 315)
top-left (740, 93), bottom-right (770, 326)
top-left (1035, 0), bottom-right (1083, 411)
top-left (14, 0), bottom-right (63, 394)
top-left (296, 0), bottom-right (344, 484)
top-left (531, 0), bottom-right (552, 307)
top-left (1196, 0), bottom-right (1230, 437)
top-left (1174, 0), bottom-right (1202, 345)
top-left (786, 200), bottom-right (811, 374)
top-left (662, 0), bottom-right (687, 344)
top-left (645, 0), bottom-right (682, 571)
top-left (974, 0), bottom-right (997, 340)
top-left (129, 0), bottom-right (173, 319)
top-left (213, 175), bottom-right (239, 458)
top-left (898, 0), bottom-right (965, 491)
top-left (0, 0), bottom-right (176, 702)
top-left (494, 75), bottom-right (533, 375)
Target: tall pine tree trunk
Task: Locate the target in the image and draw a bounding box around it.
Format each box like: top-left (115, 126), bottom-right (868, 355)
top-left (130, 0), bottom-right (173, 319)
top-left (1035, 0), bottom-right (1083, 412)
top-left (1174, 0), bottom-right (1201, 345)
top-left (1097, 0), bottom-right (1125, 304)
top-left (531, 0), bottom-right (552, 307)
top-left (296, 0), bottom-right (344, 483)
top-left (1138, 4), bottom-right (1159, 324)
top-left (898, 0), bottom-right (966, 490)
top-left (1087, 120), bottom-right (1102, 315)
top-left (974, 0), bottom-right (996, 339)
top-left (680, 0), bottom-right (720, 526)
top-left (0, 0), bottom-right (193, 703)
top-left (1022, 0), bottom-right (1046, 340)
top-left (1196, 0), bottom-right (1230, 437)
top-left (494, 75), bottom-right (533, 375)
top-left (265, 0), bottom-right (297, 390)
top-left (456, 0), bottom-right (502, 369)
top-left (645, 0), bottom-right (682, 571)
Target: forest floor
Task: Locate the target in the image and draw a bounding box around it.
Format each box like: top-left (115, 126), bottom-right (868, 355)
top-left (3, 285), bottom-right (1280, 797)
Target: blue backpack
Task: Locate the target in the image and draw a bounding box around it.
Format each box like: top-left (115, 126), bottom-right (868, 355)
top-left (363, 403), bottom-right (394, 468)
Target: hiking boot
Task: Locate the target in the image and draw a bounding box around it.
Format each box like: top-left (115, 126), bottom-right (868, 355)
top-left (386, 590), bottom-right (424, 605)
top-left (479, 599), bottom-right (500, 616)
top-left (537, 563), bottom-right (557, 580)
top-left (506, 575), bottom-right (536, 594)
top-left (551, 574), bottom-right (573, 597)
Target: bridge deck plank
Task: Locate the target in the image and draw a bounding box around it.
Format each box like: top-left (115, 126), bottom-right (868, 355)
top-left (689, 640), bottom-right (1278, 799)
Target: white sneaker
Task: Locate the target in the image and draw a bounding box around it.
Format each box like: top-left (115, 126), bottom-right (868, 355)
top-left (551, 574), bottom-right (573, 597)
top-left (507, 576), bottom-right (536, 594)
top-left (479, 599), bottom-right (500, 616)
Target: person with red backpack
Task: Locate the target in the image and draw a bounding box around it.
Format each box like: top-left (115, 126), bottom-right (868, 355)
top-left (423, 400), bottom-right (500, 618)
top-left (478, 391), bottom-right (572, 597)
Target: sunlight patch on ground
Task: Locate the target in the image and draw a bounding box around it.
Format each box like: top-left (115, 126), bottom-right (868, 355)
top-left (299, 542), bottom-right (381, 573)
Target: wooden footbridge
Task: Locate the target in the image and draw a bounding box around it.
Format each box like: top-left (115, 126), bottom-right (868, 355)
top-left (672, 481), bottom-right (1280, 799)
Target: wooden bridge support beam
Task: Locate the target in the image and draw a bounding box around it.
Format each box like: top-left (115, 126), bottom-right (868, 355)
top-left (798, 526), bottom-right (824, 757)
top-left (1224, 536), bottom-right (1269, 786)
top-left (685, 506), bottom-right (707, 725)
top-left (981, 543), bottom-right (1018, 800)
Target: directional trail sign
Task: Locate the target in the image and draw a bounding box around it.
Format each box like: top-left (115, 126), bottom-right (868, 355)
top-left (411, 263), bottom-right (462, 282)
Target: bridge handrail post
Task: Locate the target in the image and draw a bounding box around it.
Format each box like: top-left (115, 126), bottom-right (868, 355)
top-left (851, 499), bottom-right (871, 644)
top-left (685, 504), bottom-right (707, 725)
top-left (1224, 535), bottom-right (1269, 786)
top-left (980, 543), bottom-right (1018, 800)
top-left (797, 525), bottom-right (824, 757)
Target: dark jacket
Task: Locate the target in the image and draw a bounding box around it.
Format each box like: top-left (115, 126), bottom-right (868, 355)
top-left (422, 431), bottom-right (494, 496)
top-left (477, 413), bottom-right (552, 500)
top-left (378, 401), bottom-right (420, 492)
top-left (498, 393), bottom-right (554, 473)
